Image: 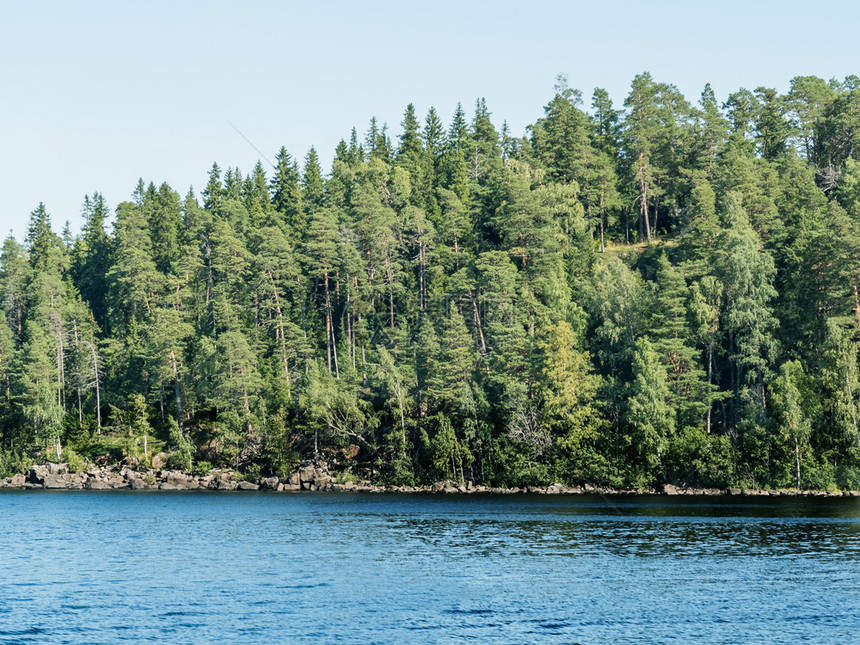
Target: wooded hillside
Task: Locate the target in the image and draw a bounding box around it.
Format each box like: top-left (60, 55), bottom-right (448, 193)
top-left (5, 73), bottom-right (860, 489)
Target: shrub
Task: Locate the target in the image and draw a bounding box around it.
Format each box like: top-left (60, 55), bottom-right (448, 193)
top-left (0, 451), bottom-right (28, 479)
top-left (166, 450), bottom-right (192, 472)
top-left (64, 449), bottom-right (88, 473)
top-left (192, 460), bottom-right (213, 476)
top-left (243, 463), bottom-right (261, 481)
top-left (336, 469), bottom-right (360, 485)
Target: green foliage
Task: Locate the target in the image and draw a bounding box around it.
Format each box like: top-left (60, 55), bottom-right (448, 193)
top-left (166, 451), bottom-right (192, 472)
top-left (0, 450), bottom-right (29, 478)
top-left (63, 448), bottom-right (87, 473)
top-left (4, 74), bottom-right (860, 492)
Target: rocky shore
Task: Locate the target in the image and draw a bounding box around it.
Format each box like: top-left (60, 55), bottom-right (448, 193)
top-left (1, 463), bottom-right (858, 497)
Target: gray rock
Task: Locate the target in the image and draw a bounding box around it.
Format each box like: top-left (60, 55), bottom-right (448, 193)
top-left (86, 479), bottom-right (110, 490)
top-left (10, 473), bottom-right (26, 487)
top-left (299, 466), bottom-right (316, 483)
top-left (166, 471), bottom-right (189, 487)
top-left (46, 463), bottom-right (68, 476)
top-left (259, 477), bottom-right (279, 490)
top-left (27, 465), bottom-right (49, 484)
top-left (663, 484), bottom-right (680, 495)
top-left (129, 478), bottom-right (148, 490)
top-left (237, 481), bottom-right (259, 491)
top-left (159, 482), bottom-right (179, 491)
top-left (288, 472), bottom-right (300, 486)
top-left (217, 480), bottom-right (238, 491)
top-left (313, 476), bottom-right (332, 490)
top-left (431, 480), bottom-right (455, 492)
top-left (43, 475), bottom-right (68, 489)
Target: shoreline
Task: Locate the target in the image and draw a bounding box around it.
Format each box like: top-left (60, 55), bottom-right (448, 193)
top-left (2, 463), bottom-right (858, 497)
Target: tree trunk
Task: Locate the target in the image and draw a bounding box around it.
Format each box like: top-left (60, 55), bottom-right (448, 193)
top-left (169, 349), bottom-right (184, 433)
top-left (599, 186), bottom-right (606, 253)
top-left (795, 438), bottom-right (801, 489)
top-left (324, 271), bottom-right (332, 374)
top-left (706, 343), bottom-right (713, 434)
top-left (471, 293), bottom-right (487, 356)
top-left (638, 153), bottom-right (651, 243)
top-left (91, 341), bottom-right (101, 435)
top-left (385, 250), bottom-right (395, 329)
top-left (72, 321), bottom-right (82, 425)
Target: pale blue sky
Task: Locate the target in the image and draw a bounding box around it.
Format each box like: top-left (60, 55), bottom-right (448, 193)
top-left (1, 0), bottom-right (857, 240)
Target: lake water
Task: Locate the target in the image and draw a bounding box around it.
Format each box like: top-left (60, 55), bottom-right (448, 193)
top-left (0, 491), bottom-right (858, 644)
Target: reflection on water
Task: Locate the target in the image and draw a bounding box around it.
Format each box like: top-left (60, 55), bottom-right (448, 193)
top-left (0, 492), bottom-right (858, 643)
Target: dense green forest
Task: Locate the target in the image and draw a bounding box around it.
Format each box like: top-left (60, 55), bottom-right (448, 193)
top-left (5, 72), bottom-right (860, 489)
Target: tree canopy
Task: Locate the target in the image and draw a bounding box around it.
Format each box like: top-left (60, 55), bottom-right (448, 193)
top-left (5, 73), bottom-right (860, 490)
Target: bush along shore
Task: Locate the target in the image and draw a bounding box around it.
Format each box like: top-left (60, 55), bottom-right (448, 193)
top-left (3, 462), bottom-right (858, 497)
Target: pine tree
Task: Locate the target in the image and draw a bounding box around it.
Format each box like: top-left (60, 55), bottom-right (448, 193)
top-left (202, 163), bottom-right (224, 212)
top-left (623, 73), bottom-right (663, 242)
top-left (396, 104), bottom-right (426, 196)
top-left (625, 337), bottom-right (675, 484)
top-left (71, 192), bottom-right (112, 332)
top-left (271, 147), bottom-right (302, 227)
top-left (536, 320), bottom-right (604, 477)
top-left (754, 87), bottom-right (790, 161)
top-left (147, 182), bottom-right (182, 275)
top-left (302, 147), bottom-right (325, 214)
top-left (717, 193), bottom-right (779, 425)
top-left (26, 203), bottom-right (61, 271)
top-left (650, 254), bottom-right (711, 428)
top-left (694, 84), bottom-right (729, 174)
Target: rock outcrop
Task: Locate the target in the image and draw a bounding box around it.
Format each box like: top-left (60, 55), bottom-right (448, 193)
top-left (2, 462), bottom-right (859, 497)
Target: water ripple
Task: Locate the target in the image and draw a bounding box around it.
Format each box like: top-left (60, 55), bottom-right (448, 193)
top-left (0, 492), bottom-right (858, 643)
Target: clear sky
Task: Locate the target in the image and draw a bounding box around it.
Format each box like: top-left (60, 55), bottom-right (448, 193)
top-left (1, 0), bottom-right (857, 240)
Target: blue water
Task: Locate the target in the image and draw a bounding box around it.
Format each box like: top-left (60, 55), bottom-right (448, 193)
top-left (0, 492), bottom-right (858, 644)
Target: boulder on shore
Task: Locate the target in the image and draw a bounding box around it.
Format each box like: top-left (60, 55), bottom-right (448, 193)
top-left (27, 465), bottom-right (49, 485)
top-left (259, 476), bottom-right (279, 490)
top-left (43, 475), bottom-right (68, 489)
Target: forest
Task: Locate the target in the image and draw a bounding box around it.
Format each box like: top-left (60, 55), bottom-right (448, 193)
top-left (4, 72), bottom-right (860, 490)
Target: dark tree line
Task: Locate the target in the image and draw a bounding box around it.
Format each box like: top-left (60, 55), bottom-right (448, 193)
top-left (4, 72), bottom-right (860, 489)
